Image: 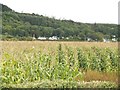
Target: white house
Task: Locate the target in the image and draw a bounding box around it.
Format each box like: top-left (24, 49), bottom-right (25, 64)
top-left (66, 37), bottom-right (69, 40)
top-left (32, 34), bottom-right (36, 40)
top-left (32, 37), bottom-right (36, 40)
top-left (38, 37), bottom-right (47, 40)
top-left (103, 38), bottom-right (110, 43)
top-left (112, 38), bottom-right (117, 42)
top-left (49, 36), bottom-right (58, 40)
top-left (111, 35), bottom-right (117, 42)
top-left (87, 38), bottom-right (92, 42)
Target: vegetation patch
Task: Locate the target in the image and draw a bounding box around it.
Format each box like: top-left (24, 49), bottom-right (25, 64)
top-left (0, 80), bottom-right (117, 88)
top-left (0, 42), bottom-right (118, 89)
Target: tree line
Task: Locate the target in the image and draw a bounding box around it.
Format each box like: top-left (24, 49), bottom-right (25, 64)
top-left (1, 4), bottom-right (118, 41)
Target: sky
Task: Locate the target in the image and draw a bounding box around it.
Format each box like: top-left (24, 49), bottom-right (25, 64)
top-left (1, 0), bottom-right (119, 24)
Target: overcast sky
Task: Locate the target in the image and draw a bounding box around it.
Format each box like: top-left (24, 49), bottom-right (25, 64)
top-left (1, 0), bottom-right (119, 24)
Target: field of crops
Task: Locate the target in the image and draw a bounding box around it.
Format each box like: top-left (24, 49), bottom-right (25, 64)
top-left (0, 41), bottom-right (119, 88)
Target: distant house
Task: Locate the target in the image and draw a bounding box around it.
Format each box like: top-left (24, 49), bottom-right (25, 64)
top-left (66, 37), bottom-right (69, 40)
top-left (37, 37), bottom-right (47, 40)
top-left (112, 35), bottom-right (116, 38)
top-left (32, 34), bottom-right (36, 40)
top-left (112, 38), bottom-right (117, 42)
top-left (32, 37), bottom-right (36, 40)
top-left (111, 35), bottom-right (117, 42)
top-left (49, 36), bottom-right (58, 40)
top-left (103, 38), bottom-right (110, 43)
top-left (87, 38), bottom-right (92, 42)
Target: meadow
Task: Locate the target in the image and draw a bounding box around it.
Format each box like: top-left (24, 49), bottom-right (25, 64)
top-left (0, 41), bottom-right (119, 88)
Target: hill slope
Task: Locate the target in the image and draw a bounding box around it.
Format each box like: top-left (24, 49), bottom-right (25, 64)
top-left (1, 4), bottom-right (118, 41)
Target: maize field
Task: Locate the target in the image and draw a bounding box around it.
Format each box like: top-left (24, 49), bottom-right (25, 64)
top-left (0, 41), bottom-right (119, 88)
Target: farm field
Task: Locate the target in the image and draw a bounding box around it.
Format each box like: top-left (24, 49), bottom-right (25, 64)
top-left (0, 41), bottom-right (119, 88)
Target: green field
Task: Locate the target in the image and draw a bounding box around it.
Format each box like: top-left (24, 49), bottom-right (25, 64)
top-left (0, 41), bottom-right (119, 88)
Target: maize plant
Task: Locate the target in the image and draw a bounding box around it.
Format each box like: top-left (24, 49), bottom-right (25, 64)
top-left (0, 43), bottom-right (118, 85)
top-left (77, 48), bottom-right (88, 71)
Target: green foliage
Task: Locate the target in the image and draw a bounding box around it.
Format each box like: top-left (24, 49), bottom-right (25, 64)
top-left (67, 47), bottom-right (75, 68)
top-left (77, 48), bottom-right (88, 71)
top-left (1, 4), bottom-right (118, 41)
top-left (0, 80), bottom-right (117, 88)
top-left (1, 45), bottom-right (118, 85)
top-left (1, 4), bottom-right (12, 12)
top-left (58, 44), bottom-right (65, 64)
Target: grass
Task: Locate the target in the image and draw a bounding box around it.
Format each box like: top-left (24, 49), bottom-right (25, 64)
top-left (84, 70), bottom-right (118, 84)
top-left (0, 80), bottom-right (117, 88)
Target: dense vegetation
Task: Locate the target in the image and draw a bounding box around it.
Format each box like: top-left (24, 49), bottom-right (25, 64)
top-left (0, 41), bottom-right (118, 88)
top-left (1, 4), bottom-right (118, 41)
top-left (1, 45), bottom-right (118, 84)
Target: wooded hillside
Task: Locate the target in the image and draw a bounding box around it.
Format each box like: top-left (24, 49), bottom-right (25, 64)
top-left (1, 4), bottom-right (118, 41)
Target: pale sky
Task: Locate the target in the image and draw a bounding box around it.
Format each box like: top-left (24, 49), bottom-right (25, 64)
top-left (1, 0), bottom-right (119, 24)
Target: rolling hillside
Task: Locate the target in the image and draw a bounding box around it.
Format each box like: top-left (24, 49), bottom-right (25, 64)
top-left (1, 4), bottom-right (118, 41)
